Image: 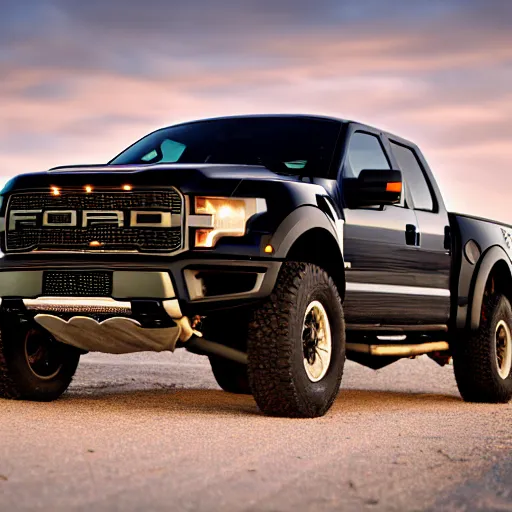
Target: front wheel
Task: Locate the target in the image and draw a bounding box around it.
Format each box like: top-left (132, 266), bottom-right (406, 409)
top-left (0, 319), bottom-right (80, 401)
top-left (453, 294), bottom-right (512, 403)
top-left (247, 262), bottom-right (345, 418)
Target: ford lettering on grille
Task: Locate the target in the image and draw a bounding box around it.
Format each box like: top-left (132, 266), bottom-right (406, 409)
top-left (5, 190), bottom-right (183, 253)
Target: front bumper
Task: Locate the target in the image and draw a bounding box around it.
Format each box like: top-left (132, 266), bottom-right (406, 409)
top-left (0, 258), bottom-right (282, 314)
top-left (0, 258), bottom-right (281, 355)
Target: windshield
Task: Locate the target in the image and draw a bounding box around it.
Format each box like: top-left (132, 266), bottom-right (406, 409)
top-left (110, 117), bottom-right (342, 178)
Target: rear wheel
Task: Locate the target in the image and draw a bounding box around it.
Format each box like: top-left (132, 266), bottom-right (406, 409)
top-left (453, 294), bottom-right (512, 403)
top-left (247, 262), bottom-right (345, 418)
top-left (209, 357), bottom-right (251, 394)
top-left (0, 319), bottom-right (80, 401)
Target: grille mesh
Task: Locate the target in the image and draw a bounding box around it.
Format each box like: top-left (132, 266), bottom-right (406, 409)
top-left (43, 271), bottom-right (113, 296)
top-left (8, 191), bottom-right (182, 213)
top-left (8, 226), bottom-right (182, 252)
top-left (6, 190), bottom-right (183, 253)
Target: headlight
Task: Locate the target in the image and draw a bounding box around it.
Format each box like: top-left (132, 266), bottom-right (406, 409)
top-left (194, 196), bottom-right (266, 248)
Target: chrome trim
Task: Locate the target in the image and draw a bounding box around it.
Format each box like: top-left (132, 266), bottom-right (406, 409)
top-left (162, 299), bottom-right (183, 319)
top-left (24, 297), bottom-right (132, 314)
top-left (130, 211), bottom-right (181, 228)
top-left (112, 271), bottom-right (175, 299)
top-left (82, 210), bottom-right (124, 227)
top-left (42, 210), bottom-right (77, 227)
top-left (8, 210), bottom-right (41, 231)
top-left (188, 214), bottom-right (214, 228)
top-left (346, 282), bottom-right (450, 297)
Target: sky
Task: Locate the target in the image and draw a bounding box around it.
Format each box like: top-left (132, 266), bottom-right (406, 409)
top-left (1, 0), bottom-right (511, 221)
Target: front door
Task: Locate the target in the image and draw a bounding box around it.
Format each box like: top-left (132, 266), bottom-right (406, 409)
top-left (341, 128), bottom-right (446, 326)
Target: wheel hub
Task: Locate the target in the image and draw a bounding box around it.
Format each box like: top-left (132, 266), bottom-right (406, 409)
top-left (302, 301), bottom-right (332, 382)
top-left (495, 320), bottom-right (512, 380)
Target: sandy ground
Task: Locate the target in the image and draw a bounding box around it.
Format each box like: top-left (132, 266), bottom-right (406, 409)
top-left (0, 351), bottom-right (511, 512)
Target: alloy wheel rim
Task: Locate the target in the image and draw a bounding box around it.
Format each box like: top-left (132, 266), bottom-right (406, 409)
top-left (495, 320), bottom-right (512, 380)
top-left (24, 328), bottom-right (63, 380)
top-left (302, 301), bottom-right (332, 382)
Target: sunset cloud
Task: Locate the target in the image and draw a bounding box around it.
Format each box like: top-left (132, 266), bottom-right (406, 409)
top-left (1, 0), bottom-right (511, 221)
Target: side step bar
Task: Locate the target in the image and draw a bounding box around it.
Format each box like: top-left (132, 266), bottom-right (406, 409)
top-left (185, 340), bottom-right (450, 364)
top-left (346, 341), bottom-right (450, 357)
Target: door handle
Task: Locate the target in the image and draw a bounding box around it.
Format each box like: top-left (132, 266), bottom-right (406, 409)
top-left (405, 224), bottom-right (420, 246)
top-left (444, 226), bottom-right (451, 251)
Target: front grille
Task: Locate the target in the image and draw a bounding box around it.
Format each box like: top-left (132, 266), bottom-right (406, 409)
top-left (5, 190), bottom-right (183, 253)
top-left (43, 271), bottom-right (113, 296)
top-left (8, 191), bottom-right (182, 213)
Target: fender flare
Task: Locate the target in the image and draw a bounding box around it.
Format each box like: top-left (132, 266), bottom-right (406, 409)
top-left (469, 245), bottom-right (512, 329)
top-left (270, 205), bottom-right (342, 259)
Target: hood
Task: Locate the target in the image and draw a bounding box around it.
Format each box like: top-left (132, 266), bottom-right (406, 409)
top-left (1, 163), bottom-right (300, 197)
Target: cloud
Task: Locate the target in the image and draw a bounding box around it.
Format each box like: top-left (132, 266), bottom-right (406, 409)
top-left (1, 0), bottom-right (511, 221)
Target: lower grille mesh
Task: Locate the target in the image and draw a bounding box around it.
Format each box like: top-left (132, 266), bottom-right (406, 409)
top-left (43, 271), bottom-right (113, 297)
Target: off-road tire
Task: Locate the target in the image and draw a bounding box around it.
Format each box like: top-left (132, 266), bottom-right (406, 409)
top-left (453, 294), bottom-right (512, 403)
top-left (204, 311), bottom-right (251, 395)
top-left (0, 319), bottom-right (80, 401)
top-left (247, 262), bottom-right (345, 418)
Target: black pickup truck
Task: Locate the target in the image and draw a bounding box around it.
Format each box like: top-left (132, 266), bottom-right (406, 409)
top-left (0, 115), bottom-right (511, 417)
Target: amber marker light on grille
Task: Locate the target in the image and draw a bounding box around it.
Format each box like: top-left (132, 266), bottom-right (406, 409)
top-left (85, 185), bottom-right (93, 193)
top-left (386, 182), bottom-right (402, 193)
top-left (122, 184), bottom-right (132, 191)
top-left (89, 241), bottom-right (102, 247)
top-left (264, 244), bottom-right (274, 254)
top-left (51, 187), bottom-right (60, 196)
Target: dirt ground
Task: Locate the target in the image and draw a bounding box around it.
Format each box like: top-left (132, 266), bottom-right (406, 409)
top-left (0, 351), bottom-right (511, 511)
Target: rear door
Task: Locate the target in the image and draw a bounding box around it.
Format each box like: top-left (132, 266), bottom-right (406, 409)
top-left (386, 138), bottom-right (451, 323)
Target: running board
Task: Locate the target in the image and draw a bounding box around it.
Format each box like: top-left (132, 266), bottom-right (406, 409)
top-left (346, 324), bottom-right (448, 332)
top-left (346, 341), bottom-right (450, 357)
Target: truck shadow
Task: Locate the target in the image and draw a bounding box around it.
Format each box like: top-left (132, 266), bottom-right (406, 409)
top-left (61, 386), bottom-right (462, 418)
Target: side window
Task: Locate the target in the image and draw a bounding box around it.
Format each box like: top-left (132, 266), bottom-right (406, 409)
top-left (345, 132), bottom-right (390, 178)
top-left (390, 142), bottom-right (434, 211)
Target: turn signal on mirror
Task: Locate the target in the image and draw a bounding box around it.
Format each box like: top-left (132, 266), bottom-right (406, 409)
top-left (386, 182), bottom-right (402, 193)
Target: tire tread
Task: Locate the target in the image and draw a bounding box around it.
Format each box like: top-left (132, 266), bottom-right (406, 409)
top-left (247, 262), bottom-right (345, 418)
top-left (454, 294), bottom-right (512, 403)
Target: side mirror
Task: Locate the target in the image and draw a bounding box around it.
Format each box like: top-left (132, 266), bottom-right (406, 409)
top-left (344, 169), bottom-right (402, 208)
